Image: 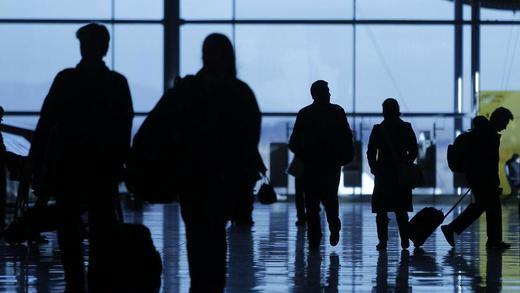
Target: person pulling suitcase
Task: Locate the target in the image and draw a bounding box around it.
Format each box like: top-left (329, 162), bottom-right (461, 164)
top-left (442, 108), bottom-right (514, 250)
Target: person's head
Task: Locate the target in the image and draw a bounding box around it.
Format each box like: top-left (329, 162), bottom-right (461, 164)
top-left (489, 107), bottom-right (513, 132)
top-left (202, 33), bottom-right (236, 78)
top-left (76, 23), bottom-right (110, 60)
top-left (471, 115), bottom-right (488, 130)
top-left (512, 153), bottom-right (519, 160)
top-left (310, 80), bottom-right (330, 102)
top-left (382, 98), bottom-right (400, 120)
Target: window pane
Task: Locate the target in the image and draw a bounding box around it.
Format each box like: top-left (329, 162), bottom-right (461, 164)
top-left (181, 0), bottom-right (233, 19)
top-left (114, 25), bottom-right (164, 112)
top-left (0, 24), bottom-right (113, 111)
top-left (477, 25), bottom-right (520, 102)
top-left (235, 25), bottom-right (353, 112)
top-left (115, 0), bottom-right (163, 19)
top-left (356, 26), bottom-right (453, 112)
top-left (236, 0), bottom-right (352, 19)
top-left (0, 0), bottom-right (110, 19)
top-left (180, 25), bottom-right (233, 76)
top-left (357, 0), bottom-right (453, 20)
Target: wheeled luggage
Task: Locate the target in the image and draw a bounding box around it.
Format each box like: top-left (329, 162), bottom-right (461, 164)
top-left (409, 189), bottom-right (471, 247)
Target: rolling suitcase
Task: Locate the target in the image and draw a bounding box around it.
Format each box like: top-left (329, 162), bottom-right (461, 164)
top-left (409, 189), bottom-right (471, 247)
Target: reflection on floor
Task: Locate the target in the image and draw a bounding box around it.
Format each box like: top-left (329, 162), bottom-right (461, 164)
top-left (0, 202), bottom-right (519, 292)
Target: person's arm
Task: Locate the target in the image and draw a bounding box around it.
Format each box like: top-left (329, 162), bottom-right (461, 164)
top-left (366, 125), bottom-right (378, 174)
top-left (406, 124), bottom-right (419, 164)
top-left (337, 107), bottom-right (354, 165)
top-left (29, 72), bottom-right (63, 170)
top-left (119, 76), bottom-right (134, 159)
top-left (289, 111), bottom-right (304, 159)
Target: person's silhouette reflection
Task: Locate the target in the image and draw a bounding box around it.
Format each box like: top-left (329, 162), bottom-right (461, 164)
top-left (29, 23), bottom-right (133, 292)
top-left (293, 226), bottom-right (306, 292)
top-left (374, 251), bottom-right (411, 292)
top-left (325, 253), bottom-right (340, 293)
top-left (227, 225), bottom-right (257, 291)
top-left (442, 248), bottom-right (503, 292)
top-left (485, 250), bottom-right (503, 292)
top-left (374, 252), bottom-right (388, 293)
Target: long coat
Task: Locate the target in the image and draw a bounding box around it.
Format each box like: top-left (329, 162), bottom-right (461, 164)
top-left (367, 118), bottom-right (418, 213)
top-left (29, 60), bottom-right (134, 198)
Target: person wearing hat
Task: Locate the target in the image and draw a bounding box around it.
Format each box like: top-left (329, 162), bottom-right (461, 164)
top-left (367, 98), bottom-right (418, 251)
top-left (29, 23), bottom-right (133, 292)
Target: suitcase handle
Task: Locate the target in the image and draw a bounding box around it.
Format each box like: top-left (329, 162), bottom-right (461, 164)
top-left (444, 188), bottom-right (471, 219)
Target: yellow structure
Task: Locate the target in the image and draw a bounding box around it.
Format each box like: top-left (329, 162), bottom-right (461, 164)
top-left (479, 91), bottom-right (520, 196)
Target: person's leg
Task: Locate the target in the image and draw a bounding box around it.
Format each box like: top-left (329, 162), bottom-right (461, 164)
top-left (294, 177), bottom-right (306, 225)
top-left (304, 176), bottom-right (322, 248)
top-left (56, 198), bottom-right (86, 293)
top-left (484, 194), bottom-right (503, 246)
top-left (180, 196), bottom-right (227, 293)
top-left (376, 212), bottom-right (389, 250)
top-left (395, 211), bottom-right (410, 249)
top-left (446, 202), bottom-right (484, 235)
top-left (321, 169), bottom-right (341, 246)
top-left (87, 189), bottom-right (117, 292)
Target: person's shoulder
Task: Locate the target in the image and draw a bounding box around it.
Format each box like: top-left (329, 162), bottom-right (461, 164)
top-left (54, 68), bottom-right (77, 80)
top-left (372, 123), bottom-right (382, 132)
top-left (330, 103), bottom-right (345, 112)
top-left (298, 104), bottom-right (314, 114)
top-left (234, 78), bottom-right (255, 95)
top-left (107, 70), bottom-right (129, 83)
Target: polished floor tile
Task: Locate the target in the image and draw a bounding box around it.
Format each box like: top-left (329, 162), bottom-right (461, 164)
top-left (0, 201), bottom-right (519, 292)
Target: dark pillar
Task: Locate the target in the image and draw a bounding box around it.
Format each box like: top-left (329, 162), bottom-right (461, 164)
top-left (164, 0), bottom-right (180, 91)
top-left (471, 0), bottom-right (480, 116)
top-left (454, 0), bottom-right (463, 136)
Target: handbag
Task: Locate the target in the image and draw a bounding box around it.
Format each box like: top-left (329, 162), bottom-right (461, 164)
top-left (256, 175), bottom-right (278, 205)
top-left (380, 124), bottom-right (424, 189)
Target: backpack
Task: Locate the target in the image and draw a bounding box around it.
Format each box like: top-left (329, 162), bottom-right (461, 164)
top-left (447, 131), bottom-right (473, 173)
top-left (125, 76), bottom-right (197, 203)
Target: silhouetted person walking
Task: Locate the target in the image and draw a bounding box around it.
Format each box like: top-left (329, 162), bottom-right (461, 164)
top-left (505, 153), bottom-right (519, 197)
top-left (165, 33), bottom-right (261, 292)
top-left (29, 23), bottom-right (133, 292)
top-left (367, 98), bottom-right (417, 251)
top-left (289, 80), bottom-right (353, 249)
top-left (442, 107), bottom-right (514, 250)
top-left (0, 107), bottom-right (6, 229)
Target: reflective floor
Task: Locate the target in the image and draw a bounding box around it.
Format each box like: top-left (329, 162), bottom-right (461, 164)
top-left (0, 201), bottom-right (519, 292)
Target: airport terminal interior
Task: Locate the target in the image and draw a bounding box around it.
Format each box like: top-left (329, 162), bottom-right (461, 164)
top-left (1, 0), bottom-right (520, 292)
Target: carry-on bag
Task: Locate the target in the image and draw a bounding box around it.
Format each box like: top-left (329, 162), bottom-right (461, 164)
top-left (409, 189), bottom-right (471, 247)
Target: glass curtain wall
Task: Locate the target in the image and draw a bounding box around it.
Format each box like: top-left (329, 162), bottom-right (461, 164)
top-left (2, 0), bottom-right (520, 195)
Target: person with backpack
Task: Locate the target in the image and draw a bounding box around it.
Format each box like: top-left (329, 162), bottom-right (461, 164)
top-left (442, 107), bottom-right (514, 250)
top-left (366, 98), bottom-right (418, 251)
top-left (155, 33), bottom-right (261, 292)
top-left (289, 80), bottom-right (354, 249)
top-left (29, 23), bottom-right (134, 292)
